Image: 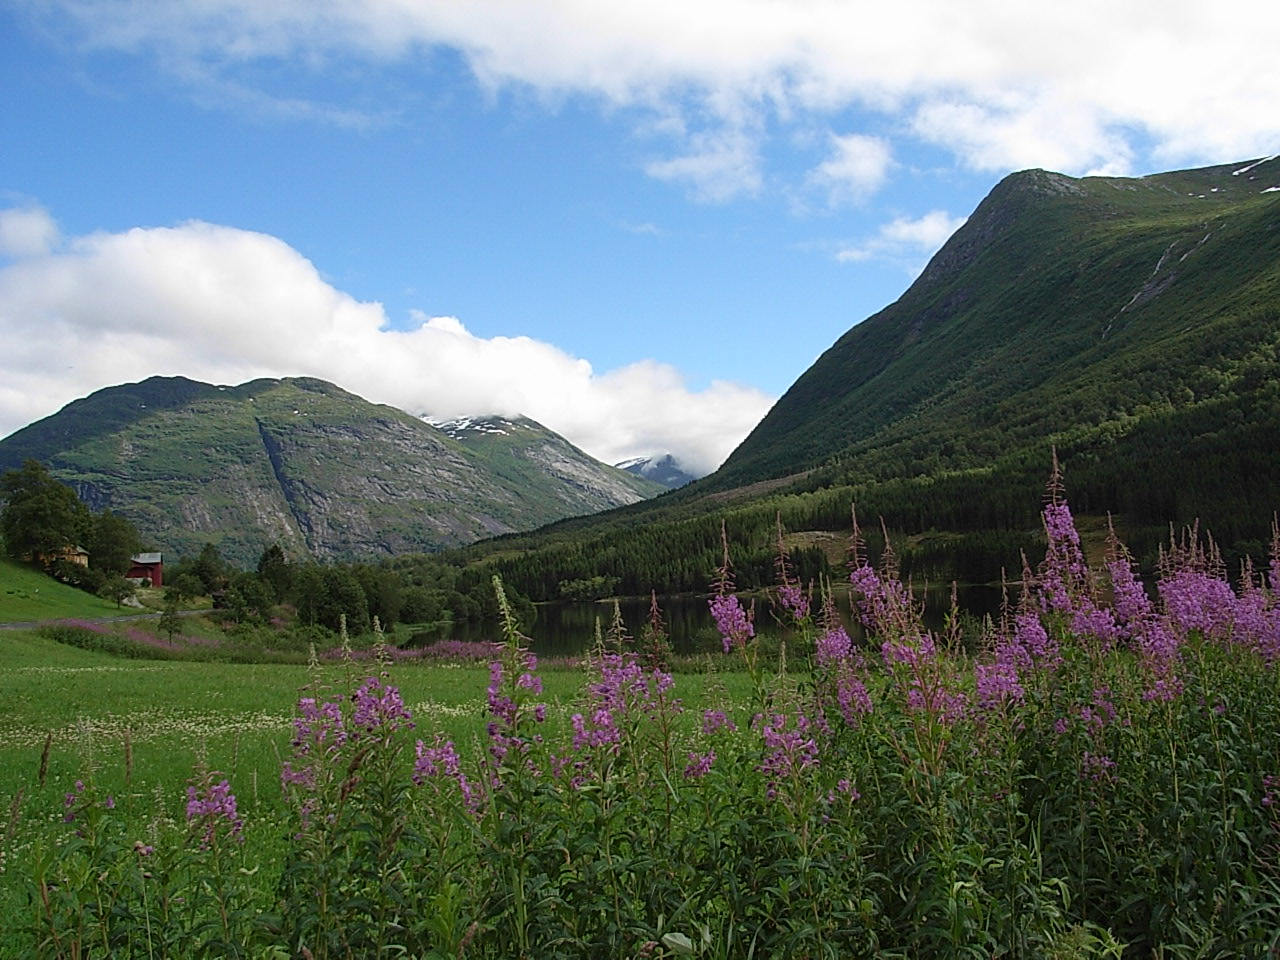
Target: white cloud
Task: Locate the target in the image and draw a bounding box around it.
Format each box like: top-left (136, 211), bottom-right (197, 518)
top-left (880, 210), bottom-right (969, 250)
top-left (810, 133), bottom-right (892, 204)
top-left (0, 210), bottom-right (773, 476)
top-left (0, 205), bottom-right (60, 258)
top-left (910, 94), bottom-right (1136, 176)
top-left (837, 210), bottom-right (967, 266)
top-left (28, 0), bottom-right (1280, 182)
top-left (645, 126), bottom-right (763, 203)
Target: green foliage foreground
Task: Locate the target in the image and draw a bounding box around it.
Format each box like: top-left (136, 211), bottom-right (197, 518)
top-left (8, 484), bottom-right (1280, 958)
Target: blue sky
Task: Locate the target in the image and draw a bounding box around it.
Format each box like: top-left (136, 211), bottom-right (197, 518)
top-left (2, 1), bottom-right (1278, 474)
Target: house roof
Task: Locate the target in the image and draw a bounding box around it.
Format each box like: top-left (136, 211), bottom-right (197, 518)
top-left (131, 552), bottom-right (163, 565)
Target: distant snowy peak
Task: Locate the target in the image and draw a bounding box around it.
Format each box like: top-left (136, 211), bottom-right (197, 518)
top-left (614, 453), bottom-right (698, 490)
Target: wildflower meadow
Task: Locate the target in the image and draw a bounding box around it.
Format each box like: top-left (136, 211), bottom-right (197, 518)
top-left (5, 463), bottom-right (1280, 958)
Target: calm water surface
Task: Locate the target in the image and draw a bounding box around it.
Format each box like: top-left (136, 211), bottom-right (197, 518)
top-left (418, 585), bottom-right (1003, 658)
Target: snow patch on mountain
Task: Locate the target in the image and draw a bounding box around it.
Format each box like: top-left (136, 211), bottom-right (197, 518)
top-left (1232, 155), bottom-right (1278, 176)
top-left (422, 414), bottom-right (530, 440)
top-left (614, 453), bottom-right (698, 489)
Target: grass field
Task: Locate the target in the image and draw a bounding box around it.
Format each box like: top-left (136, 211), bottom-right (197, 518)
top-left (0, 622), bottom-right (750, 956)
top-left (0, 559), bottom-right (126, 623)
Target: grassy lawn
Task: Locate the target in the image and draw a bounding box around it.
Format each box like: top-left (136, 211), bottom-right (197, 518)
top-left (0, 558), bottom-right (125, 623)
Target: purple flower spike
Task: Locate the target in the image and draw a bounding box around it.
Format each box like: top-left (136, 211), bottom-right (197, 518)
top-left (709, 594), bottom-right (754, 653)
top-left (702, 709), bottom-right (737, 735)
top-left (815, 625), bottom-right (852, 668)
top-left (414, 736), bottom-right (483, 816)
top-left (777, 583), bottom-right (810, 622)
top-left (185, 778), bottom-right (243, 849)
top-left (352, 676), bottom-right (414, 734)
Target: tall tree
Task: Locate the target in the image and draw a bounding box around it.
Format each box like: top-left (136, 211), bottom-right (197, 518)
top-left (0, 460), bottom-right (90, 562)
top-left (166, 572), bottom-right (204, 603)
top-left (192, 542), bottom-right (227, 594)
top-left (158, 589), bottom-right (183, 642)
top-left (87, 510), bottom-right (144, 576)
top-left (225, 571), bottom-right (274, 624)
top-left (256, 544), bottom-right (292, 602)
top-left (295, 565), bottom-right (370, 633)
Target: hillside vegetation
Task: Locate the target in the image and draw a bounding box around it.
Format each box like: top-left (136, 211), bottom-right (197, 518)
top-left (454, 158), bottom-right (1280, 598)
top-left (0, 557), bottom-right (126, 622)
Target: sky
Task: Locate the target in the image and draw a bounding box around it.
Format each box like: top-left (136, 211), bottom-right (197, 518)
top-left (2, 1), bottom-right (1278, 477)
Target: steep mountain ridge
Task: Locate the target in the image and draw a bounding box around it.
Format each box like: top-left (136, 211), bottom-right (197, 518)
top-left (0, 377), bottom-right (663, 564)
top-left (714, 157), bottom-right (1280, 489)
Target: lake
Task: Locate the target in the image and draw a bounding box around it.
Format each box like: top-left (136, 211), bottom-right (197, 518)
top-left (410, 584), bottom-right (1005, 658)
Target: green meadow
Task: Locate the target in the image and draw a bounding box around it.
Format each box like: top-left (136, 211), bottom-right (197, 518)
top-left (0, 559), bottom-right (126, 623)
top-left (0, 618), bottom-right (749, 957)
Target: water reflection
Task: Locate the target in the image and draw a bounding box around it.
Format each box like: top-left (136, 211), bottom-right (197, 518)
top-left (413, 585), bottom-right (1004, 658)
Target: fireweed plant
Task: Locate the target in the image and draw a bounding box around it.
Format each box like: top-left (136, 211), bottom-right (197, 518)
top-left (21, 467), bottom-right (1280, 957)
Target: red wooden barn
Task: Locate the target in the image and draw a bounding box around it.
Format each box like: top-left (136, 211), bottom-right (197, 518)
top-left (126, 552), bottom-right (164, 587)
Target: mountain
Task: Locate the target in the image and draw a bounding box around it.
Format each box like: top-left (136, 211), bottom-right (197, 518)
top-left (716, 157), bottom-right (1280, 490)
top-left (455, 156), bottom-right (1280, 599)
top-left (427, 415), bottom-right (668, 502)
top-left (614, 454), bottom-right (697, 490)
top-left (0, 377), bottom-right (664, 565)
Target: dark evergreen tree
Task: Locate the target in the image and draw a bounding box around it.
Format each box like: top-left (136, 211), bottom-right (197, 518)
top-left (294, 565), bottom-right (370, 633)
top-left (256, 543), bottom-right (292, 602)
top-left (353, 564), bottom-right (402, 628)
top-left (192, 542), bottom-right (227, 594)
top-left (399, 586), bottom-right (443, 624)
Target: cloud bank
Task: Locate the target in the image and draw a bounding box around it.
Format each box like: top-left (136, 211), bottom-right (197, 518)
top-left (32, 0), bottom-right (1280, 194)
top-left (0, 207), bottom-right (774, 477)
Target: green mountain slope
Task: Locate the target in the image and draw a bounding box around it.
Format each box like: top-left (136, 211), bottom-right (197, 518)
top-left (0, 377), bottom-right (663, 565)
top-left (452, 157), bottom-right (1280, 599)
top-left (717, 159), bottom-right (1280, 488)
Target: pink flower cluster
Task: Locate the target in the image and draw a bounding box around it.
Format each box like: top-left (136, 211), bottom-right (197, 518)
top-left (186, 779), bottom-right (243, 848)
top-left (757, 712), bottom-right (820, 799)
top-left (709, 594), bottom-right (754, 653)
top-left (566, 653), bottom-right (680, 784)
top-left (777, 583), bottom-right (810, 622)
top-left (352, 676), bottom-right (414, 735)
top-left (684, 750), bottom-right (716, 779)
top-left (414, 735), bottom-right (482, 816)
top-left (485, 651), bottom-right (546, 772)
